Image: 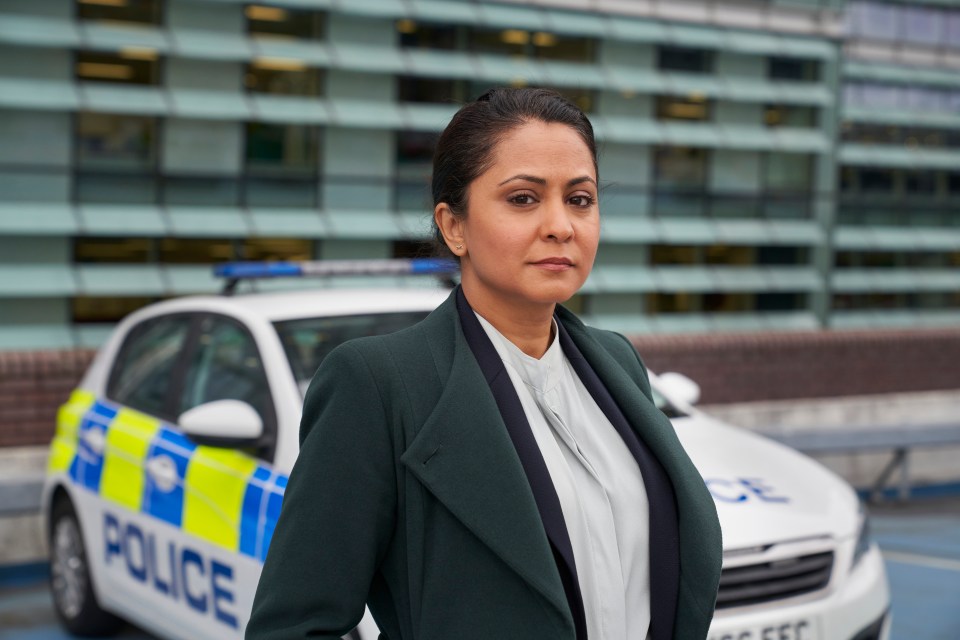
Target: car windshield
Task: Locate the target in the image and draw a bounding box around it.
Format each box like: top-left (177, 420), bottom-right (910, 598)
top-left (275, 312), bottom-right (431, 394)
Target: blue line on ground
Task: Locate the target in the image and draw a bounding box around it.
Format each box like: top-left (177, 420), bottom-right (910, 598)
top-left (0, 562), bottom-right (47, 591)
top-left (856, 481), bottom-right (960, 502)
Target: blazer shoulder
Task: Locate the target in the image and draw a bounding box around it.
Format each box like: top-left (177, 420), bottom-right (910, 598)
top-left (583, 326), bottom-right (655, 401)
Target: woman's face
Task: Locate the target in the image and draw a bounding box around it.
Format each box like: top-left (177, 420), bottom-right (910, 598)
top-left (440, 120), bottom-right (600, 314)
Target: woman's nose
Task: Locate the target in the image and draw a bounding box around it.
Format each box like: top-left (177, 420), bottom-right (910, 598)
top-left (541, 198), bottom-right (574, 241)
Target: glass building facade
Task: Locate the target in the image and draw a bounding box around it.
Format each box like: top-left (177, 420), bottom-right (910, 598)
top-left (0, 0), bottom-right (953, 349)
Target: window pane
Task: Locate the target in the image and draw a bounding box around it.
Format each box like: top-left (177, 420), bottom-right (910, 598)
top-left (656, 96), bottom-right (711, 121)
top-left (859, 168), bottom-right (895, 193)
top-left (904, 171), bottom-right (937, 194)
top-left (654, 146), bottom-right (708, 188)
top-left (178, 316), bottom-right (271, 426)
top-left (657, 46), bottom-right (712, 72)
top-left (859, 84), bottom-right (901, 110)
top-left (947, 13), bottom-right (960, 47)
top-left (532, 32), bottom-right (594, 63)
top-left (245, 62), bottom-right (323, 96)
top-left (765, 104), bottom-right (817, 128)
top-left (469, 27), bottom-right (526, 56)
top-left (647, 292), bottom-right (699, 313)
top-left (242, 238), bottom-right (312, 261)
top-left (159, 238), bottom-right (236, 264)
top-left (649, 245), bottom-right (698, 265)
top-left (397, 77), bottom-right (463, 104)
top-left (550, 86), bottom-right (595, 113)
top-left (77, 0), bottom-right (162, 25)
top-left (246, 5), bottom-right (325, 40)
top-left (903, 6), bottom-right (943, 46)
top-left (768, 57), bottom-right (819, 81)
top-left (397, 20), bottom-right (457, 50)
top-left (72, 296), bottom-right (157, 324)
top-left (76, 113), bottom-right (157, 170)
top-left (854, 1), bottom-right (900, 40)
top-left (755, 293), bottom-right (806, 311)
top-left (245, 123), bottom-right (319, 174)
top-left (76, 51), bottom-right (160, 86)
top-left (704, 245), bottom-right (754, 265)
top-left (765, 153), bottom-right (812, 192)
top-left (396, 131), bottom-right (436, 210)
top-left (74, 238), bottom-right (151, 263)
top-left (163, 176), bottom-right (240, 206)
top-left (108, 315), bottom-right (192, 418)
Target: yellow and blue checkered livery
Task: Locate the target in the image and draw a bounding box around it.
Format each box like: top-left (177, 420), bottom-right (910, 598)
top-left (50, 391), bottom-right (286, 562)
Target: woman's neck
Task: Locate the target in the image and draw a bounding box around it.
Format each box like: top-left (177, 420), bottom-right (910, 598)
top-left (461, 285), bottom-right (556, 359)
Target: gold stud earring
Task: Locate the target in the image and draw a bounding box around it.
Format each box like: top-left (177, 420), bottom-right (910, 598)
top-left (455, 244), bottom-right (463, 250)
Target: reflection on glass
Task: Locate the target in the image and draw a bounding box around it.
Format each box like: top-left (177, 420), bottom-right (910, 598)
top-left (74, 238), bottom-right (152, 264)
top-left (768, 57), bottom-right (819, 82)
top-left (76, 113), bottom-right (157, 170)
top-left (656, 96), bottom-right (710, 121)
top-left (245, 61), bottom-right (323, 96)
top-left (76, 51), bottom-right (160, 85)
top-left (275, 313), bottom-right (431, 390)
top-left (77, 0), bottom-right (162, 25)
top-left (395, 131), bottom-right (436, 211)
top-left (657, 46), bottom-right (712, 73)
top-left (72, 296), bottom-right (159, 324)
top-left (246, 5), bottom-right (325, 40)
top-left (75, 113), bottom-right (158, 203)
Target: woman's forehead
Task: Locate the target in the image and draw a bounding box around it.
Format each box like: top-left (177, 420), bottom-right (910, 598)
top-left (486, 121), bottom-right (596, 180)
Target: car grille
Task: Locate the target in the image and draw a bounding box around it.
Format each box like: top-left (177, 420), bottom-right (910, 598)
top-left (716, 551), bottom-right (834, 609)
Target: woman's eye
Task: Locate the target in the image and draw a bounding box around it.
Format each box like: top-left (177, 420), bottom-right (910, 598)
top-left (569, 195), bottom-right (596, 207)
top-left (509, 194), bottom-right (536, 205)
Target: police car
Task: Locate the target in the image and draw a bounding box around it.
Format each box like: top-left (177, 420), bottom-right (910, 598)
top-left (42, 259), bottom-right (889, 640)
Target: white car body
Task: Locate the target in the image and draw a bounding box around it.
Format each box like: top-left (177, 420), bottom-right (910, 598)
top-left (43, 284), bottom-right (890, 640)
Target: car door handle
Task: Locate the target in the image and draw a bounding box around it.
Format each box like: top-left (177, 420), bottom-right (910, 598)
top-left (145, 455), bottom-right (179, 493)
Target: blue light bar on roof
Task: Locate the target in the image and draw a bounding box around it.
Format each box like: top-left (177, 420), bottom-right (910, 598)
top-left (213, 258), bottom-right (459, 281)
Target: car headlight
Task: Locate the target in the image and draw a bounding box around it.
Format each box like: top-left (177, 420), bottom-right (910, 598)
top-left (851, 503), bottom-right (872, 571)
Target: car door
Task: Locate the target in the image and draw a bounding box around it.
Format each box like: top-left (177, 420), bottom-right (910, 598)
top-left (165, 313), bottom-right (287, 638)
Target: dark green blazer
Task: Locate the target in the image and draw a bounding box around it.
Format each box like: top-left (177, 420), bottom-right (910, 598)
top-left (246, 291), bottom-right (722, 640)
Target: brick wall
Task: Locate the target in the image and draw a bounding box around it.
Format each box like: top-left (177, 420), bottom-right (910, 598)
top-left (0, 350), bottom-right (94, 448)
top-left (2, 328), bottom-right (960, 447)
top-left (631, 328), bottom-right (960, 405)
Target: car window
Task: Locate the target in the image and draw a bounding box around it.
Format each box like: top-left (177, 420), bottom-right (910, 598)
top-left (274, 312), bottom-right (430, 392)
top-left (107, 314), bottom-right (192, 419)
top-left (178, 315), bottom-right (272, 426)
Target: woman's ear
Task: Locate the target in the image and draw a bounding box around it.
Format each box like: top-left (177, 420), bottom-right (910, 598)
top-left (434, 203), bottom-right (465, 256)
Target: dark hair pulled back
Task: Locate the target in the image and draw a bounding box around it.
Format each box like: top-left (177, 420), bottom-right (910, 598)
top-left (431, 87), bottom-right (598, 254)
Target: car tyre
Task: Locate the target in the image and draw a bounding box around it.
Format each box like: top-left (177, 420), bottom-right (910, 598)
top-left (49, 497), bottom-right (124, 637)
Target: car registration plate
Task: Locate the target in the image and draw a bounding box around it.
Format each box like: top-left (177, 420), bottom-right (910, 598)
top-left (710, 618), bottom-right (817, 640)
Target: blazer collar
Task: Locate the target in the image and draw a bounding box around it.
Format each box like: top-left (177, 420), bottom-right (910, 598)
top-left (399, 291), bottom-right (574, 635)
top-left (400, 290), bottom-right (701, 638)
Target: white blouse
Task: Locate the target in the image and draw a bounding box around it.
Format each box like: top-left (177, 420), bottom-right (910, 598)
top-left (475, 314), bottom-right (651, 640)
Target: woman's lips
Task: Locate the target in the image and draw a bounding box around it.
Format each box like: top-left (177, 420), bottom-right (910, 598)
top-left (531, 258), bottom-right (574, 271)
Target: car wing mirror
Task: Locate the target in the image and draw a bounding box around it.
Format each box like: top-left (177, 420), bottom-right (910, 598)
top-left (657, 372), bottom-right (701, 407)
top-left (178, 399), bottom-right (263, 444)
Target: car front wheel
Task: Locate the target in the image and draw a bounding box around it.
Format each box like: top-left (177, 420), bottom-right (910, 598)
top-left (49, 497), bottom-right (124, 637)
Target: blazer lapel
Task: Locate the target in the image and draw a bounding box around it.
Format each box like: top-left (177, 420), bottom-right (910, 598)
top-left (557, 306), bottom-right (722, 636)
top-left (400, 295), bottom-right (573, 635)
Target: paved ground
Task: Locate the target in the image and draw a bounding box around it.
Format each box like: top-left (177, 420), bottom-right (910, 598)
top-left (1, 497), bottom-right (958, 640)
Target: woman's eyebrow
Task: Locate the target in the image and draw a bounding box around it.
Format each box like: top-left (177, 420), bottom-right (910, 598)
top-left (568, 176), bottom-right (597, 187)
top-left (498, 174), bottom-right (546, 186)
top-left (497, 174), bottom-right (598, 187)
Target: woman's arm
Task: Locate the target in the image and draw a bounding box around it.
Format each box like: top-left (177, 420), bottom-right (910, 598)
top-left (246, 343), bottom-right (397, 639)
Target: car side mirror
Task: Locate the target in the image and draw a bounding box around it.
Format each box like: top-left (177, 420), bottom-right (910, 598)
top-left (657, 372), bottom-right (701, 407)
top-left (178, 399), bottom-right (263, 444)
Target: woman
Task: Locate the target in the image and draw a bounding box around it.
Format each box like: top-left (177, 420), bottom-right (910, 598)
top-left (247, 88), bottom-right (722, 640)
